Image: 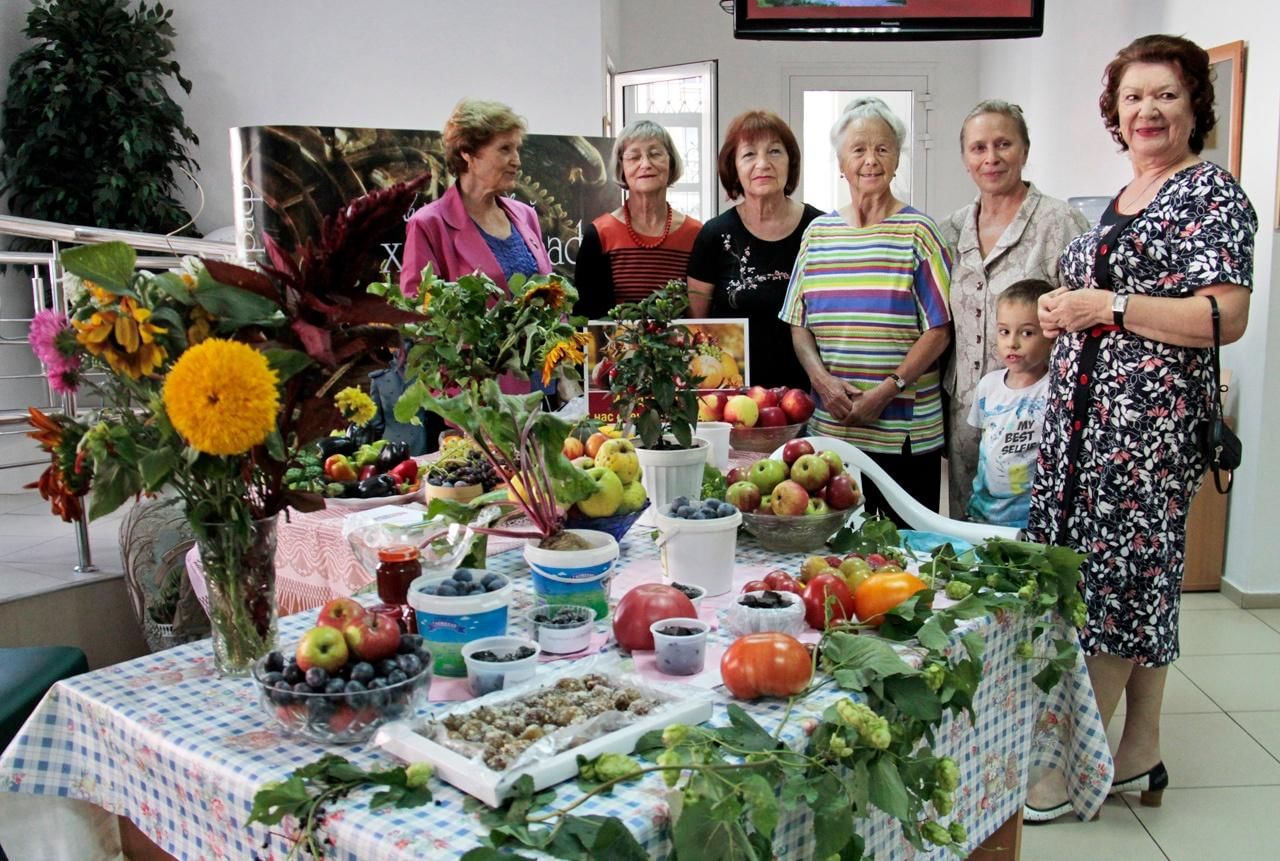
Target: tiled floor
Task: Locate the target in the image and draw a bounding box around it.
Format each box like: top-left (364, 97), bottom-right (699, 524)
top-left (3, 490), bottom-right (1279, 859)
top-left (1023, 590), bottom-right (1280, 861)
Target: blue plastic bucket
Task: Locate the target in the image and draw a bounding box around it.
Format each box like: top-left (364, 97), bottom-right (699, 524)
top-left (523, 530), bottom-right (619, 619)
top-left (407, 573), bottom-right (512, 677)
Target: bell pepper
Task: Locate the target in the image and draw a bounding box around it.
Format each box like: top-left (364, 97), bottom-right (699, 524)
top-left (323, 454), bottom-right (357, 482)
top-left (359, 464), bottom-right (378, 481)
top-left (388, 458), bottom-right (418, 485)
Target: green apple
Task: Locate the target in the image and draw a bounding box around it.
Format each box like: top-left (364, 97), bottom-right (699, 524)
top-left (748, 458), bottom-right (788, 495)
top-left (805, 497), bottom-right (831, 516)
top-left (295, 625), bottom-right (349, 672)
top-left (617, 480), bottom-right (648, 514)
top-left (578, 466), bottom-right (625, 517)
top-left (594, 438), bottom-right (640, 483)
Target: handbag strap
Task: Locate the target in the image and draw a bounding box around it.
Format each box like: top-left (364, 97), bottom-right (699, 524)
top-left (1207, 295), bottom-right (1225, 410)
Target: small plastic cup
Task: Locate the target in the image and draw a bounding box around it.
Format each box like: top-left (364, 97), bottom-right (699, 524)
top-left (695, 422), bottom-right (731, 470)
top-left (461, 636), bottom-right (540, 696)
top-left (649, 617), bottom-right (709, 676)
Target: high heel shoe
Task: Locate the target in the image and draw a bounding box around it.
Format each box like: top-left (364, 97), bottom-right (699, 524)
top-left (1109, 761), bottom-right (1168, 807)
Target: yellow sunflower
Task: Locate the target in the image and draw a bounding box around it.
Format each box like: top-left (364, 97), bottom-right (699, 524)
top-left (521, 276), bottom-right (567, 310)
top-left (541, 331), bottom-right (592, 385)
top-left (186, 306), bottom-right (215, 345)
top-left (334, 386), bottom-right (377, 427)
top-left (73, 296), bottom-right (168, 379)
top-left (162, 339), bottom-right (280, 456)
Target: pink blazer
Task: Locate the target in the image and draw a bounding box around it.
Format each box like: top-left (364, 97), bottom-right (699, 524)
top-left (400, 183), bottom-right (552, 296)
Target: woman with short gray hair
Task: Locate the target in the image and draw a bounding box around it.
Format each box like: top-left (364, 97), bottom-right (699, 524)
top-left (939, 99), bottom-right (1087, 519)
top-left (573, 120), bottom-right (701, 318)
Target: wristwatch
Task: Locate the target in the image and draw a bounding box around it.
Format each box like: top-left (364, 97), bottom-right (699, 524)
top-left (1112, 293), bottom-right (1130, 328)
top-left (886, 373), bottom-right (907, 392)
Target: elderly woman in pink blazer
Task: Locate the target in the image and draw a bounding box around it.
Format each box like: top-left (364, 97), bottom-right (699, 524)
top-left (401, 98), bottom-right (552, 296)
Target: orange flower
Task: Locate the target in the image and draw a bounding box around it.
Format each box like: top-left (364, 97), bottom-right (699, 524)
top-left (73, 296), bottom-right (168, 378)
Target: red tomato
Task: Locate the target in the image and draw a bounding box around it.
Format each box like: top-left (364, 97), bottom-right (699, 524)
top-left (612, 584), bottom-right (696, 651)
top-left (853, 571), bottom-right (929, 626)
top-left (801, 573), bottom-right (856, 629)
top-left (866, 553), bottom-right (890, 570)
top-left (720, 633), bottom-right (813, 700)
top-left (741, 579), bottom-right (770, 593)
top-left (762, 570), bottom-right (804, 595)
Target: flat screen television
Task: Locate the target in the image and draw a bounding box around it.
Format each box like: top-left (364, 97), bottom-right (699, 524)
top-left (733, 0), bottom-right (1044, 41)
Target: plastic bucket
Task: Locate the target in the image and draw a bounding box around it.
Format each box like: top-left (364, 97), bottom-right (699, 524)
top-left (407, 574), bottom-right (513, 677)
top-left (524, 530), bottom-right (619, 619)
top-left (655, 507), bottom-right (742, 597)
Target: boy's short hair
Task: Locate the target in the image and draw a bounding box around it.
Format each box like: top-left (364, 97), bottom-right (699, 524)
top-left (997, 279), bottom-right (1053, 308)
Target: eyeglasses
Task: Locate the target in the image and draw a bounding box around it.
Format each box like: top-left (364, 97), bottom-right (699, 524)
top-left (621, 149), bottom-right (670, 165)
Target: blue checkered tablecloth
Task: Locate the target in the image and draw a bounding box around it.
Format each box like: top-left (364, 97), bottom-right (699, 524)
top-left (0, 528), bottom-right (1111, 860)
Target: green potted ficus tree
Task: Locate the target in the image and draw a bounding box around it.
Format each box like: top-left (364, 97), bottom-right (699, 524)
top-left (605, 281), bottom-right (708, 521)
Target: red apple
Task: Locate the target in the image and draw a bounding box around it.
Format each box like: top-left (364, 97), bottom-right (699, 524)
top-left (781, 438), bottom-right (816, 466)
top-left (758, 406), bottom-right (788, 428)
top-left (770, 479), bottom-right (810, 516)
top-left (697, 393), bottom-right (728, 422)
top-left (724, 395), bottom-right (760, 428)
top-left (562, 436), bottom-right (585, 460)
top-left (769, 386), bottom-right (788, 403)
top-left (746, 385), bottom-right (779, 409)
top-left (316, 597), bottom-right (367, 631)
top-left (789, 453), bottom-right (831, 492)
top-left (726, 480), bottom-right (762, 513)
top-left (342, 612), bottom-right (402, 662)
top-left (818, 450), bottom-right (844, 478)
top-left (295, 625), bottom-right (349, 672)
top-left (826, 474), bottom-right (861, 511)
top-left (780, 389), bottom-right (816, 424)
top-left (815, 483), bottom-right (829, 502)
top-left (825, 555), bottom-right (843, 568)
top-left (726, 465), bottom-right (752, 486)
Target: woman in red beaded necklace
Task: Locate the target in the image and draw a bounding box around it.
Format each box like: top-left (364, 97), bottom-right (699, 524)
top-left (573, 120), bottom-right (702, 318)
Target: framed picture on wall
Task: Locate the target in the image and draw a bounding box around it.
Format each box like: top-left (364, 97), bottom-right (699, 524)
top-left (1204, 41), bottom-right (1245, 179)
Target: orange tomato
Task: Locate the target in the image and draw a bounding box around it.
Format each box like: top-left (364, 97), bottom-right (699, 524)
top-left (720, 633), bottom-right (813, 700)
top-left (852, 571), bottom-right (928, 626)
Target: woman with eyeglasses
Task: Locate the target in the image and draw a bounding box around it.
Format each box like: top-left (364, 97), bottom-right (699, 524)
top-left (573, 120), bottom-right (702, 318)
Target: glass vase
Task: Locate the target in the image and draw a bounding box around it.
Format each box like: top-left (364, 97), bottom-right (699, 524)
top-left (198, 515), bottom-right (279, 676)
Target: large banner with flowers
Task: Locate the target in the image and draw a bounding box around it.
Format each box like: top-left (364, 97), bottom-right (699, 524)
top-left (229, 126), bottom-right (619, 285)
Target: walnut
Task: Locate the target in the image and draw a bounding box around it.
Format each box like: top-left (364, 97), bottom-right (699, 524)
top-left (519, 724), bottom-right (545, 742)
top-left (555, 677), bottom-right (586, 692)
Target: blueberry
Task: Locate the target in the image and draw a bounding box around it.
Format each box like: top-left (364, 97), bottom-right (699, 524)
top-left (414, 646), bottom-right (433, 665)
top-left (397, 653), bottom-right (423, 676)
top-left (264, 651), bottom-right (285, 673)
top-left (484, 579), bottom-right (504, 592)
top-left (672, 496), bottom-right (690, 510)
top-left (422, 585), bottom-right (438, 595)
top-left (325, 678), bottom-right (347, 695)
top-left (282, 664), bottom-right (304, 685)
top-left (676, 505), bottom-right (695, 518)
top-left (690, 510), bottom-right (708, 520)
top-left (367, 688), bottom-right (389, 709)
top-left (304, 667), bottom-right (328, 689)
top-left (344, 680), bottom-right (367, 707)
top-left (368, 677), bottom-right (387, 690)
top-left (306, 697), bottom-right (334, 720)
top-left (437, 582), bottom-right (459, 597)
top-left (350, 662), bottom-right (375, 684)
top-left (481, 573), bottom-right (500, 587)
top-left (718, 503), bottom-right (738, 517)
top-left (261, 671), bottom-right (285, 687)
top-left (453, 570), bottom-right (474, 583)
top-left (293, 682), bottom-right (311, 695)
top-left (270, 680), bottom-right (293, 706)
top-left (398, 634), bottom-right (424, 653)
top-left (387, 669), bottom-right (408, 686)
top-left (379, 659), bottom-right (401, 677)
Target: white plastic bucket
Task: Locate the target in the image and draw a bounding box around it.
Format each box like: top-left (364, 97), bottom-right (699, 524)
top-left (654, 506), bottom-right (742, 596)
top-left (407, 574), bottom-right (513, 677)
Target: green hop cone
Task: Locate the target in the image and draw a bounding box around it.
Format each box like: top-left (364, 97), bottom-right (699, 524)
top-left (935, 757), bottom-right (960, 792)
top-left (834, 698), bottom-right (875, 731)
top-left (662, 723), bottom-right (690, 748)
top-left (921, 821), bottom-right (952, 846)
top-left (944, 580), bottom-right (972, 600)
top-left (948, 820), bottom-right (968, 844)
top-left (656, 749), bottom-right (683, 787)
top-left (404, 762), bottom-right (434, 789)
top-left (828, 733), bottom-right (853, 759)
top-left (1017, 583), bottom-right (1038, 601)
top-left (592, 752), bottom-right (641, 783)
top-left (864, 718), bottom-right (892, 751)
top-left (1071, 602), bottom-right (1088, 628)
top-left (1015, 641), bottom-right (1035, 660)
top-left (985, 573), bottom-right (1000, 589)
top-left (922, 662), bottom-right (946, 692)
top-left (932, 788), bottom-right (953, 815)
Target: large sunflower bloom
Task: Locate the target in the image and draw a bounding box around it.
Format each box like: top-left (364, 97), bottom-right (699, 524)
top-left (540, 331), bottom-right (592, 385)
top-left (521, 276), bottom-right (567, 310)
top-left (162, 339), bottom-right (280, 456)
top-left (73, 296), bottom-right (168, 379)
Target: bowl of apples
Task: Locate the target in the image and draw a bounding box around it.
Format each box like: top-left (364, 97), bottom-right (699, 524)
top-left (730, 441), bottom-right (862, 553)
top-left (713, 386), bottom-right (815, 453)
top-left (251, 598), bottom-right (433, 744)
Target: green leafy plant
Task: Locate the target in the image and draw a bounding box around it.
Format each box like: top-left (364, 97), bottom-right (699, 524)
top-left (605, 281), bottom-right (703, 450)
top-left (248, 755), bottom-right (434, 860)
top-left (1, 0), bottom-right (200, 236)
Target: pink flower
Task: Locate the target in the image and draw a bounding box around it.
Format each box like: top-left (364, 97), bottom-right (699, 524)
top-left (29, 310), bottom-right (82, 394)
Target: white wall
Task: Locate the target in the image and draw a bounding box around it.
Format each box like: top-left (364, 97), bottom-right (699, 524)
top-left (613, 0), bottom-right (983, 220)
top-left (979, 0), bottom-right (1280, 599)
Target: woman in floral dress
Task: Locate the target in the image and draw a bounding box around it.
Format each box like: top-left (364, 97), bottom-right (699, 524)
top-left (1023, 35), bottom-right (1256, 822)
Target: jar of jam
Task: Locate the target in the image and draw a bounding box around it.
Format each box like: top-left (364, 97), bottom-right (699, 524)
top-left (374, 544), bottom-right (421, 633)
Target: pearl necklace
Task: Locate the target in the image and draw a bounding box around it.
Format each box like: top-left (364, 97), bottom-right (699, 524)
top-left (624, 202), bottom-right (672, 249)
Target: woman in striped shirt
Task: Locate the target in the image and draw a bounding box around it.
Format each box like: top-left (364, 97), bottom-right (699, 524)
top-left (780, 97), bottom-right (953, 519)
top-left (573, 120), bottom-right (701, 319)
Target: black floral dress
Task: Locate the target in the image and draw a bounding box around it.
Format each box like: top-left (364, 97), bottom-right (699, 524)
top-left (1025, 162), bottom-right (1256, 667)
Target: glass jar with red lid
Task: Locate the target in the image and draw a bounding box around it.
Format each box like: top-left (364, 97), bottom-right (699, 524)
top-left (373, 544), bottom-right (421, 633)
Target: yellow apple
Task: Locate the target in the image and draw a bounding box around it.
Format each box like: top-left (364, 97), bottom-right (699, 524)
top-left (594, 438), bottom-right (640, 483)
top-left (578, 467), bottom-right (624, 517)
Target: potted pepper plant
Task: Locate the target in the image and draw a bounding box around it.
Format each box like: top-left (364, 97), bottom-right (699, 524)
top-left (604, 281), bottom-right (709, 521)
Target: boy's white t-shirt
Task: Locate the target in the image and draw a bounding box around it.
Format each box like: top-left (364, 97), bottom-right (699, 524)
top-left (965, 369), bottom-right (1050, 527)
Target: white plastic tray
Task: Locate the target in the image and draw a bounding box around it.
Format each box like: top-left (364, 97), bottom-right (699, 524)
top-left (375, 660), bottom-right (713, 807)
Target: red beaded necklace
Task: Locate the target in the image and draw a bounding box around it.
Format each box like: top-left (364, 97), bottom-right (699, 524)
top-left (623, 201), bottom-right (673, 249)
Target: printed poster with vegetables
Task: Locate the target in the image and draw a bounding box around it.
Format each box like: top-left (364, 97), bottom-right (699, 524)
top-left (584, 319), bottom-right (749, 424)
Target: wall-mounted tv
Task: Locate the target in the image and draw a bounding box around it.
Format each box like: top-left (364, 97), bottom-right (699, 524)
top-left (733, 0), bottom-right (1044, 42)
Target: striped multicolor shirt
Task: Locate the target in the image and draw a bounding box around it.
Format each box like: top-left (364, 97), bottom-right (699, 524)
top-left (778, 207), bottom-right (952, 454)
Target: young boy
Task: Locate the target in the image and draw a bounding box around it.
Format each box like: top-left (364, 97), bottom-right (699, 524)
top-left (965, 279), bottom-right (1055, 528)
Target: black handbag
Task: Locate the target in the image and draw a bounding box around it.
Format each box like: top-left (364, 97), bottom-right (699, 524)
top-left (1201, 295), bottom-right (1242, 493)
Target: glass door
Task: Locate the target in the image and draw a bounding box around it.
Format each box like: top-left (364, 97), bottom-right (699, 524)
top-left (612, 61), bottom-right (718, 221)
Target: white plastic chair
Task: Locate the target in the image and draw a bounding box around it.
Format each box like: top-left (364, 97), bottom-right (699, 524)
top-left (769, 436), bottom-right (1020, 545)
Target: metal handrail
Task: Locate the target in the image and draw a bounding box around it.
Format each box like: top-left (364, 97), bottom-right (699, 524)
top-left (0, 213), bottom-right (237, 258)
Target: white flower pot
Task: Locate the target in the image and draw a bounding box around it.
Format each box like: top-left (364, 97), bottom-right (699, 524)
top-left (635, 438), bottom-right (709, 526)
